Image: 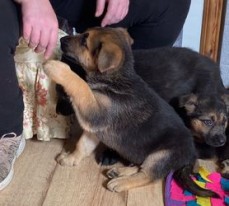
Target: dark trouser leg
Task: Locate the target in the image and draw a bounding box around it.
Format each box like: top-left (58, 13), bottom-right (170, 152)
top-left (117, 0), bottom-right (191, 49)
top-left (0, 1), bottom-right (23, 136)
top-left (51, 0), bottom-right (191, 49)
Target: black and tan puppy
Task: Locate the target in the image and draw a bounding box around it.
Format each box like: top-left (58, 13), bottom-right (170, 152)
top-left (43, 27), bottom-right (216, 196)
top-left (56, 34), bottom-right (229, 177)
top-left (99, 46), bottom-right (229, 175)
top-left (134, 48), bottom-right (229, 147)
top-left (133, 48), bottom-right (229, 177)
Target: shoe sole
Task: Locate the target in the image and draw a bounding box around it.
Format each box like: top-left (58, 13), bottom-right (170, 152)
top-left (0, 137), bottom-right (26, 190)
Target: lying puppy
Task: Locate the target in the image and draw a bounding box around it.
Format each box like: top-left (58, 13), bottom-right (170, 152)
top-left (133, 48), bottom-right (229, 177)
top-left (96, 46), bottom-right (229, 175)
top-left (134, 48), bottom-right (229, 147)
top-left (43, 27), bottom-right (216, 196)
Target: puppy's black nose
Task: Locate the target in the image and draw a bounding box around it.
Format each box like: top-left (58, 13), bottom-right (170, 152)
top-left (218, 136), bottom-right (226, 144)
top-left (211, 135), bottom-right (226, 147)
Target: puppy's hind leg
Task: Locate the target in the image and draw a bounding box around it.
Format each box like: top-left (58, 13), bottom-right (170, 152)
top-left (107, 166), bottom-right (139, 179)
top-left (106, 149), bottom-right (173, 192)
top-left (57, 131), bottom-right (100, 166)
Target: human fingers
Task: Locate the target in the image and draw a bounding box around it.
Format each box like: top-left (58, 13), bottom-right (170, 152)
top-left (101, 0), bottom-right (129, 27)
top-left (28, 27), bottom-right (41, 49)
top-left (119, 2), bottom-right (129, 20)
top-left (95, 0), bottom-right (106, 17)
top-left (114, 2), bottom-right (128, 22)
top-left (22, 22), bottom-right (32, 43)
top-left (101, 0), bottom-right (117, 27)
top-left (44, 29), bottom-right (58, 59)
top-left (34, 29), bottom-right (49, 53)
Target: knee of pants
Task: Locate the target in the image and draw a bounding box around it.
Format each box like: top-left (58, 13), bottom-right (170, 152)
top-left (110, 0), bottom-right (191, 49)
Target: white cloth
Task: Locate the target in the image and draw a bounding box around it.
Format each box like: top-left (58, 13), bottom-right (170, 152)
top-left (15, 30), bottom-right (70, 141)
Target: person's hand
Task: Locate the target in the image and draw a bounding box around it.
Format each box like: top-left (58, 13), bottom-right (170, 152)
top-left (95, 0), bottom-right (130, 27)
top-left (15, 0), bottom-right (58, 59)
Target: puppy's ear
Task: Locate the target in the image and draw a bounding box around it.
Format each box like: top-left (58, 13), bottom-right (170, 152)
top-left (221, 93), bottom-right (229, 112)
top-left (116, 27), bottom-right (134, 45)
top-left (97, 42), bottom-right (123, 73)
top-left (179, 93), bottom-right (198, 114)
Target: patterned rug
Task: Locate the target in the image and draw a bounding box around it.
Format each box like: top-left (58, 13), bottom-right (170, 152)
top-left (165, 167), bottom-right (229, 206)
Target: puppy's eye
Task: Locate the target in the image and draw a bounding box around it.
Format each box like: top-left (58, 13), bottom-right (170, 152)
top-left (202, 119), bottom-right (214, 126)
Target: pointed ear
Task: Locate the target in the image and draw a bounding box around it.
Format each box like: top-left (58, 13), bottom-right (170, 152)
top-left (179, 93), bottom-right (198, 114)
top-left (97, 42), bottom-right (123, 73)
top-left (221, 93), bottom-right (229, 112)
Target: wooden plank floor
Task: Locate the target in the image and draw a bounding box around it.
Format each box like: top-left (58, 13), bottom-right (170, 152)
top-left (0, 139), bottom-right (216, 206)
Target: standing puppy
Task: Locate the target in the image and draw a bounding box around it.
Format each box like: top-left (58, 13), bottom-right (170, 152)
top-left (43, 27), bottom-right (216, 196)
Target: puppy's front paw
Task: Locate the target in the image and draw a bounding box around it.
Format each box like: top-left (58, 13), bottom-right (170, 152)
top-left (43, 60), bottom-right (71, 84)
top-left (56, 152), bottom-right (82, 167)
top-left (107, 177), bottom-right (130, 192)
top-left (220, 159), bottom-right (229, 178)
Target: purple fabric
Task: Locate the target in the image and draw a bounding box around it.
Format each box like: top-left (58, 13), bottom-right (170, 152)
top-left (165, 171), bottom-right (184, 206)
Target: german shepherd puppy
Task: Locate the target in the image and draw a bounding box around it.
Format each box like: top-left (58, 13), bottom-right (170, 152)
top-left (43, 27), bottom-right (217, 196)
top-left (55, 32), bottom-right (229, 177)
top-left (99, 49), bottom-right (229, 169)
top-left (56, 45), bottom-right (229, 149)
top-left (134, 48), bottom-right (229, 147)
top-left (133, 48), bottom-right (229, 177)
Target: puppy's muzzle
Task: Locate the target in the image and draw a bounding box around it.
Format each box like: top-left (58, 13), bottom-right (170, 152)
top-left (205, 134), bottom-right (227, 147)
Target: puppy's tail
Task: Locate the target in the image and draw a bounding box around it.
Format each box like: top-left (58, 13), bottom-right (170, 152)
top-left (173, 165), bottom-right (219, 198)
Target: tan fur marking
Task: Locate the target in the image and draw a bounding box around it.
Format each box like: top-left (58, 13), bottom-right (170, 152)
top-left (107, 166), bottom-right (139, 178)
top-left (190, 119), bottom-right (208, 141)
top-left (225, 120), bottom-right (228, 129)
top-left (56, 131), bottom-right (99, 166)
top-left (43, 60), bottom-right (111, 132)
top-left (219, 113), bottom-right (228, 128)
top-left (97, 41), bottom-right (123, 72)
top-left (180, 94), bottom-right (198, 114)
top-left (141, 150), bottom-right (171, 175)
top-left (206, 112), bottom-right (226, 124)
top-left (107, 171), bottom-right (152, 192)
top-left (94, 92), bottom-right (112, 108)
top-left (219, 113), bottom-right (224, 122)
top-left (221, 159), bottom-right (229, 176)
top-left (78, 50), bottom-right (95, 71)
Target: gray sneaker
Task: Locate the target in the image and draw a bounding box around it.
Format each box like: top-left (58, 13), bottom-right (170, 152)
top-left (0, 133), bottom-right (26, 190)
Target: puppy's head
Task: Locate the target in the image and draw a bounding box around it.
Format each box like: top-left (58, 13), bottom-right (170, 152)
top-left (60, 27), bottom-right (133, 74)
top-left (179, 93), bottom-right (229, 147)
